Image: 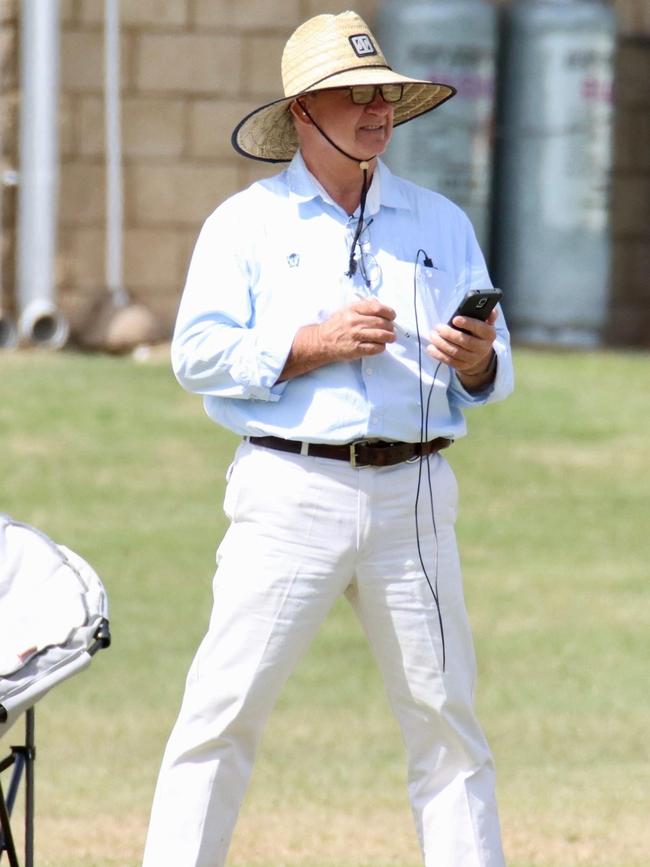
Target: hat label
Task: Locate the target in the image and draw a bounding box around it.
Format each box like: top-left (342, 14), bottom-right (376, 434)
top-left (287, 253), bottom-right (300, 268)
top-left (349, 34), bottom-right (377, 58)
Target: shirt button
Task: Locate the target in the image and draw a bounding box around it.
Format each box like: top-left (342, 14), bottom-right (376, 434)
top-left (366, 367), bottom-right (373, 375)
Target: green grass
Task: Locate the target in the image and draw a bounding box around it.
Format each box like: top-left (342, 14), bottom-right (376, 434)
top-left (1, 347), bottom-right (649, 866)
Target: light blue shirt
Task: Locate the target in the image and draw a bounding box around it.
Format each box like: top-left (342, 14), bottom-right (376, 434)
top-left (171, 153), bottom-right (514, 443)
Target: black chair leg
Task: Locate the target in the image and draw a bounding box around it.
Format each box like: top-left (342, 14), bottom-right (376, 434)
top-left (0, 773), bottom-right (21, 867)
top-left (24, 709), bottom-right (34, 867)
top-left (0, 708), bottom-right (36, 867)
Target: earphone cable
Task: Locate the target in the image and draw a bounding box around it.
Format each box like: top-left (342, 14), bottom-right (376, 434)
top-left (413, 249), bottom-right (446, 672)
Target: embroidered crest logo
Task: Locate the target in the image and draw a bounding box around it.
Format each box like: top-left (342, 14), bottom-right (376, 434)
top-left (287, 253), bottom-right (300, 268)
top-left (349, 34), bottom-right (377, 58)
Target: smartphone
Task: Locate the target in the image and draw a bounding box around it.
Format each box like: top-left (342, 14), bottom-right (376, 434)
top-left (448, 288), bottom-right (503, 331)
top-left (394, 288), bottom-right (503, 350)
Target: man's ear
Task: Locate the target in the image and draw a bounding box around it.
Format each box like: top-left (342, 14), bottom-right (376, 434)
top-left (290, 99), bottom-right (311, 124)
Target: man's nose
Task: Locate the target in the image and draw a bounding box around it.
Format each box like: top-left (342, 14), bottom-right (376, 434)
top-left (366, 90), bottom-right (391, 111)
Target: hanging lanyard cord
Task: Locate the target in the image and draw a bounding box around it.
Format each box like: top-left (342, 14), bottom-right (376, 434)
top-left (297, 99), bottom-right (374, 280)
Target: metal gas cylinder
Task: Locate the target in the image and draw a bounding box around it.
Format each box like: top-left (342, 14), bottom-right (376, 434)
top-left (492, 0), bottom-right (617, 346)
top-left (375, 0), bottom-right (498, 251)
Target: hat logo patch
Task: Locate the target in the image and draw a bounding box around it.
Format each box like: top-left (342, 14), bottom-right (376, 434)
top-left (349, 34), bottom-right (377, 58)
top-left (287, 253), bottom-right (300, 268)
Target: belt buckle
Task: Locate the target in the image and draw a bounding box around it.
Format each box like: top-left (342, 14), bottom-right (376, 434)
top-left (350, 439), bottom-right (372, 468)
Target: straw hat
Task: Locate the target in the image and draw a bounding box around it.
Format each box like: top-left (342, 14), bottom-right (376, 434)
top-left (232, 11), bottom-right (455, 163)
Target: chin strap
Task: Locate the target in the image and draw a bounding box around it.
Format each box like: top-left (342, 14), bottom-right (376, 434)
top-left (346, 163), bottom-right (370, 283)
top-left (297, 100), bottom-right (374, 285)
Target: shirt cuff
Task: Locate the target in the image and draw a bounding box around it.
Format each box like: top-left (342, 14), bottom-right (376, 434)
top-left (451, 341), bottom-right (510, 406)
top-left (230, 318), bottom-right (297, 402)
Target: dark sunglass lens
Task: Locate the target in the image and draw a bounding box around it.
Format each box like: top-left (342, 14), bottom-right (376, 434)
top-left (351, 86), bottom-right (374, 104)
top-left (381, 84), bottom-right (403, 103)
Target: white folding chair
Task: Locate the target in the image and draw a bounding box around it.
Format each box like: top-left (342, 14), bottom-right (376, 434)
top-left (0, 515), bottom-right (110, 867)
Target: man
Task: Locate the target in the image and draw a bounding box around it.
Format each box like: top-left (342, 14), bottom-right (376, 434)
top-left (143, 11), bottom-right (513, 867)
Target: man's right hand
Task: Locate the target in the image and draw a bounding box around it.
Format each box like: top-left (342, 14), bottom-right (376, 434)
top-left (319, 298), bottom-right (396, 360)
top-left (279, 298), bottom-right (396, 382)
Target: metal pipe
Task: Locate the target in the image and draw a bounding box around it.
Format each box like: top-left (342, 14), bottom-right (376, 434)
top-left (0, 202), bottom-right (19, 348)
top-left (104, 0), bottom-right (128, 308)
top-left (0, 101), bottom-right (18, 350)
top-left (16, 0), bottom-right (68, 348)
top-left (0, 318), bottom-right (18, 348)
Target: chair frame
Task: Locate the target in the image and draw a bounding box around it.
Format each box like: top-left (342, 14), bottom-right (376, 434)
top-left (0, 619), bottom-right (110, 867)
top-left (0, 708), bottom-right (34, 867)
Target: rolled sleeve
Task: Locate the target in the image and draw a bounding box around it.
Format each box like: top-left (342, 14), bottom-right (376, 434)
top-left (172, 316), bottom-right (297, 402)
top-left (449, 335), bottom-right (514, 407)
top-left (170, 203), bottom-right (298, 402)
top-left (448, 301), bottom-right (515, 408)
top-left (227, 318), bottom-right (297, 401)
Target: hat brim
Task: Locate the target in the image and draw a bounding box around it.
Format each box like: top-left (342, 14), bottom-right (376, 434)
top-left (232, 68), bottom-right (456, 163)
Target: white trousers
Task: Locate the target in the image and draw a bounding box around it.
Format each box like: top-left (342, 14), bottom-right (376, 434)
top-left (142, 442), bottom-right (506, 867)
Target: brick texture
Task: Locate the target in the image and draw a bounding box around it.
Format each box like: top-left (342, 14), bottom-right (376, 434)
top-left (0, 183), bottom-right (15, 231)
top-left (1, 0), bottom-right (648, 344)
top-left (136, 33), bottom-right (241, 94)
top-left (0, 26), bottom-right (16, 90)
top-left (60, 226), bottom-right (104, 290)
top-left (59, 93), bottom-right (78, 158)
top-left (60, 164), bottom-right (106, 225)
top-left (80, 0), bottom-right (189, 28)
top-left (127, 163), bottom-right (240, 225)
top-left (124, 227), bottom-right (188, 288)
top-left (242, 35), bottom-right (286, 97)
top-left (304, 0), bottom-right (378, 22)
top-left (59, 0), bottom-right (77, 25)
top-left (0, 0), bottom-right (16, 25)
top-left (61, 31), bottom-right (131, 92)
top-left (79, 95), bottom-right (186, 158)
top-left (194, 0), bottom-right (301, 31)
top-left (189, 98), bottom-right (260, 160)
top-left (0, 91), bottom-right (17, 159)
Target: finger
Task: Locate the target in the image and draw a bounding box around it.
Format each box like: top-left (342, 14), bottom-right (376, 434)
top-left (353, 298), bottom-right (396, 320)
top-left (357, 327), bottom-right (396, 345)
top-left (449, 316), bottom-right (497, 340)
top-left (357, 315), bottom-right (396, 334)
top-left (432, 334), bottom-right (472, 362)
top-left (426, 343), bottom-right (477, 370)
top-left (435, 324), bottom-right (480, 351)
top-left (428, 330), bottom-right (487, 369)
top-left (357, 341), bottom-right (388, 356)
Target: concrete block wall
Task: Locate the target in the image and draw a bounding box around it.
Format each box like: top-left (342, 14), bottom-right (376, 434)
top-left (56, 0), bottom-right (379, 330)
top-left (0, 0), bottom-right (18, 337)
top-left (0, 0), bottom-right (648, 345)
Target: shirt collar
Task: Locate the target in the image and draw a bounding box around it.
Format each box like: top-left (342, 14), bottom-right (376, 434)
top-left (286, 150), bottom-right (410, 217)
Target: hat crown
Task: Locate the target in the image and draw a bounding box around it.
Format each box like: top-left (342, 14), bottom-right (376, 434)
top-left (281, 11), bottom-right (388, 97)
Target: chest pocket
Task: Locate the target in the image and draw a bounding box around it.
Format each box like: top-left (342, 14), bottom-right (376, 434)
top-left (381, 255), bottom-right (458, 339)
top-left (252, 220), bottom-right (352, 329)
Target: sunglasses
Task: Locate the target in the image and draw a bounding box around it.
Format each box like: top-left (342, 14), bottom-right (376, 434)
top-left (348, 84), bottom-right (404, 105)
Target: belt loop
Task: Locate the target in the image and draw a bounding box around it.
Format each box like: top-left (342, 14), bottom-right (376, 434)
top-left (300, 441), bottom-right (309, 456)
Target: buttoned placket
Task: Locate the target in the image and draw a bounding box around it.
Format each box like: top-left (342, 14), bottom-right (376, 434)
top-left (341, 213), bottom-right (386, 437)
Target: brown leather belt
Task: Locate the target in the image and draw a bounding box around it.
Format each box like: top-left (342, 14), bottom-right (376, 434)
top-left (247, 435), bottom-right (453, 468)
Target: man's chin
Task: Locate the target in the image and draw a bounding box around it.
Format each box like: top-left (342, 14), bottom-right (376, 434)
top-left (357, 132), bottom-right (391, 155)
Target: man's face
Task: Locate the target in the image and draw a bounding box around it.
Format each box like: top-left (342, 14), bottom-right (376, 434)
top-left (303, 87), bottom-right (395, 157)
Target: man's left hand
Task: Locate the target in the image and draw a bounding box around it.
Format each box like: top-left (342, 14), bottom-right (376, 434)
top-left (426, 309), bottom-right (498, 391)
